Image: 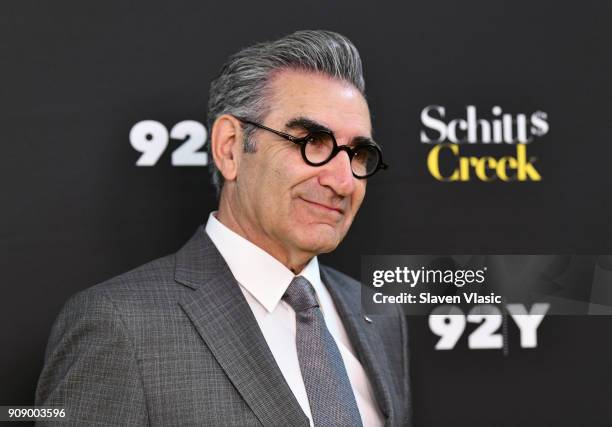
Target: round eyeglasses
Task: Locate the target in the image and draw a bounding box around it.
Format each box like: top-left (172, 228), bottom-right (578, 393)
top-left (235, 117), bottom-right (388, 178)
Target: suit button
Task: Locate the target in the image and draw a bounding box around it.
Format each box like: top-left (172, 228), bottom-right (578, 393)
top-left (364, 315), bottom-right (373, 324)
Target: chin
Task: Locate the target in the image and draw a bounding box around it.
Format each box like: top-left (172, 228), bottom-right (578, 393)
top-left (293, 227), bottom-right (343, 255)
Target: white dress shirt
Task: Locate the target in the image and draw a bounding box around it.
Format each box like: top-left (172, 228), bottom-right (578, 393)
top-left (205, 212), bottom-right (384, 426)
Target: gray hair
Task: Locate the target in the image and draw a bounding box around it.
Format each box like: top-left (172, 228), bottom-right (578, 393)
top-left (206, 29), bottom-right (366, 195)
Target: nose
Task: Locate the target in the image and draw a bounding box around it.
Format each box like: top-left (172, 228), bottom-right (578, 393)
top-left (318, 149), bottom-right (355, 196)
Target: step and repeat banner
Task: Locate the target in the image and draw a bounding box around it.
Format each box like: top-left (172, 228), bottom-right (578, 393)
top-left (2, 1), bottom-right (612, 425)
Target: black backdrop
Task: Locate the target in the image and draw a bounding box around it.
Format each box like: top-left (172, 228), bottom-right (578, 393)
top-left (2, 1), bottom-right (612, 425)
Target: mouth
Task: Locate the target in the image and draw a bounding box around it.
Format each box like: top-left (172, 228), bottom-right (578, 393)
top-left (299, 197), bottom-right (345, 215)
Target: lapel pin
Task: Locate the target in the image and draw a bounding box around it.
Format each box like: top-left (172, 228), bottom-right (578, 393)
top-left (364, 315), bottom-right (373, 324)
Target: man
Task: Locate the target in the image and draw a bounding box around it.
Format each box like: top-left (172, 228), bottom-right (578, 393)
top-left (36, 30), bottom-right (411, 426)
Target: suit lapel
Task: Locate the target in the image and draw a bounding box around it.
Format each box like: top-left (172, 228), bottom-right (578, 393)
top-left (320, 267), bottom-right (396, 425)
top-left (175, 226), bottom-right (308, 426)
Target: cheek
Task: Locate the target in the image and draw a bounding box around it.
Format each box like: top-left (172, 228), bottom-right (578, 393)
top-left (255, 164), bottom-right (297, 225)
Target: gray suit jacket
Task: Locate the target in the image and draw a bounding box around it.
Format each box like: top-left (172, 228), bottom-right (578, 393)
top-left (36, 226), bottom-right (411, 426)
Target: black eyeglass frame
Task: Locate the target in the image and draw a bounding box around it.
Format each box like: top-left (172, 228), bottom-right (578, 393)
top-left (235, 117), bottom-right (389, 179)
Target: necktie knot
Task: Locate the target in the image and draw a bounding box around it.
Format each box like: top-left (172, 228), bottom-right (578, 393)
top-left (283, 276), bottom-right (319, 312)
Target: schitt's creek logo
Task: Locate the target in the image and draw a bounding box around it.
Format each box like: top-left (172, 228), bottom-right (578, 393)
top-left (420, 105), bottom-right (549, 182)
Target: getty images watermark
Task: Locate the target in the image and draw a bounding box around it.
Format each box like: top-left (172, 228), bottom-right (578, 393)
top-left (361, 255), bottom-right (612, 316)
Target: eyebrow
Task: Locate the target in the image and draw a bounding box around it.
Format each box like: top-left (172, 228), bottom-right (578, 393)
top-left (285, 117), bottom-right (332, 134)
top-left (284, 116), bottom-right (376, 146)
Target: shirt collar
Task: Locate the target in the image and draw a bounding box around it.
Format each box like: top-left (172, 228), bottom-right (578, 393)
top-left (205, 212), bottom-right (321, 313)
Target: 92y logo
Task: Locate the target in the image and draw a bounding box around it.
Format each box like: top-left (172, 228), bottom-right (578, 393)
top-left (429, 303), bottom-right (550, 351)
top-left (130, 120), bottom-right (209, 166)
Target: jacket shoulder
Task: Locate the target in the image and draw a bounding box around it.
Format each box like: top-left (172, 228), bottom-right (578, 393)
top-left (60, 252), bottom-right (189, 334)
top-left (76, 252), bottom-right (181, 301)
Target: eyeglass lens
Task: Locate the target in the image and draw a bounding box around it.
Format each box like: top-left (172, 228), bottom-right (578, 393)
top-left (303, 131), bottom-right (380, 177)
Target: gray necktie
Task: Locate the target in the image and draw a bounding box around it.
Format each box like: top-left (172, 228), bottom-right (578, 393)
top-left (283, 276), bottom-right (363, 427)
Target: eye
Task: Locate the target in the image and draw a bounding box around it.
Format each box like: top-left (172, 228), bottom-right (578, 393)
top-left (352, 145), bottom-right (370, 163)
top-left (307, 133), bottom-right (327, 146)
top-left (350, 144), bottom-right (381, 177)
top-left (303, 131), bottom-right (335, 164)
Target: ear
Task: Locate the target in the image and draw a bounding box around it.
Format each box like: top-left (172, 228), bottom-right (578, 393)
top-left (210, 114), bottom-right (243, 182)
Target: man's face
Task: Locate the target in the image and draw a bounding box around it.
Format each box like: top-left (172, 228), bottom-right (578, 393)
top-left (232, 69), bottom-right (371, 264)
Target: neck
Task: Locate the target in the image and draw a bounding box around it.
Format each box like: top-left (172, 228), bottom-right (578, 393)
top-left (216, 191), bottom-right (312, 274)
